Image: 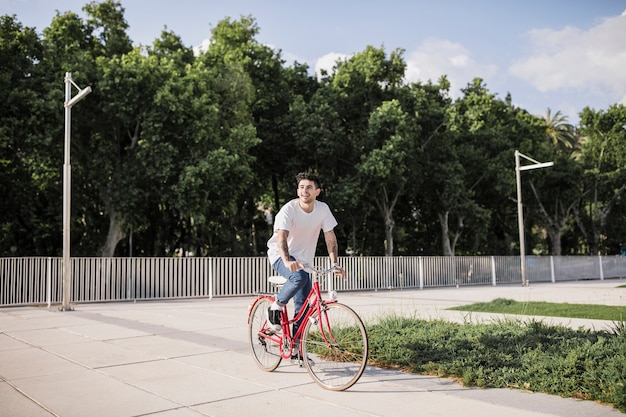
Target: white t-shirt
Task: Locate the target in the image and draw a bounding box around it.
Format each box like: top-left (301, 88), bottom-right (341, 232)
top-left (267, 199), bottom-right (338, 266)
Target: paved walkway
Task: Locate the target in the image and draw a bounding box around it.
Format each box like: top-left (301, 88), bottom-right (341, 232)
top-left (1, 280), bottom-right (625, 417)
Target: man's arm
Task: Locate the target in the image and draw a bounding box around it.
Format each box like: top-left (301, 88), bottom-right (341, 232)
top-left (324, 230), bottom-right (345, 276)
top-left (277, 229), bottom-right (301, 271)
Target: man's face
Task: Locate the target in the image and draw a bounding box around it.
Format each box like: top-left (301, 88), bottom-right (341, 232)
top-left (297, 179), bottom-right (320, 203)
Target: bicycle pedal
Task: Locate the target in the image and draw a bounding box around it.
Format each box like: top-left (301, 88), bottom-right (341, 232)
top-left (290, 354), bottom-right (315, 367)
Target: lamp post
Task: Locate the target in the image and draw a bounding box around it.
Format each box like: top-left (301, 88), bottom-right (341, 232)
top-left (515, 150), bottom-right (553, 287)
top-left (61, 72), bottom-right (92, 311)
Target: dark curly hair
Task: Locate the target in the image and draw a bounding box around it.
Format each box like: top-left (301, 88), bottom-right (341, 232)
top-left (295, 172), bottom-right (321, 189)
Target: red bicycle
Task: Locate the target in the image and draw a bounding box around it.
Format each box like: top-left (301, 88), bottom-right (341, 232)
top-left (247, 264), bottom-right (368, 391)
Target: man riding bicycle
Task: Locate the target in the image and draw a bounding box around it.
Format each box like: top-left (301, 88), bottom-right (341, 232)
top-left (266, 172), bottom-right (345, 338)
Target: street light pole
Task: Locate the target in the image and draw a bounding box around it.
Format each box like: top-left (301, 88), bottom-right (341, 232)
top-left (61, 72), bottom-right (91, 311)
top-left (515, 150), bottom-right (554, 287)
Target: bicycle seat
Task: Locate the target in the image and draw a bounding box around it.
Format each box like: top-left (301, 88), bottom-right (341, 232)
top-left (268, 275), bottom-right (287, 286)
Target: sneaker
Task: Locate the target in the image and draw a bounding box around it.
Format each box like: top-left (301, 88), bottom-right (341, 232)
top-left (267, 306), bottom-right (281, 331)
top-left (290, 352), bottom-right (315, 367)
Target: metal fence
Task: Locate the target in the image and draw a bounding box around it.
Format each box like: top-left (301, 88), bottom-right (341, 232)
top-left (1, 255), bottom-right (625, 307)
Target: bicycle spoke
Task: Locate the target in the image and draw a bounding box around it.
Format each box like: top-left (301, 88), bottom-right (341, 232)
top-left (301, 303), bottom-right (368, 391)
top-left (248, 297), bottom-right (282, 371)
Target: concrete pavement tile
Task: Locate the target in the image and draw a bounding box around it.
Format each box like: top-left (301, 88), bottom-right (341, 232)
top-left (192, 389), bottom-right (378, 417)
top-left (61, 322), bottom-right (150, 340)
top-left (139, 407), bottom-right (208, 416)
top-left (0, 309), bottom-right (95, 333)
top-left (341, 365), bottom-right (623, 417)
top-left (5, 327), bottom-right (93, 347)
top-left (452, 387), bottom-right (625, 417)
top-left (0, 346), bottom-right (84, 380)
top-left (192, 328), bottom-right (250, 353)
top-left (0, 308), bottom-right (58, 320)
top-left (8, 368), bottom-right (181, 417)
top-left (0, 333), bottom-right (30, 351)
top-left (99, 357), bottom-right (270, 406)
top-left (359, 366), bottom-right (459, 391)
top-left (86, 309), bottom-right (214, 333)
top-left (0, 381), bottom-right (55, 417)
top-left (46, 339), bottom-right (162, 369)
top-left (109, 334), bottom-right (224, 359)
top-left (79, 301), bottom-right (247, 332)
top-left (178, 349), bottom-right (314, 389)
top-left (73, 307), bottom-right (251, 354)
top-left (287, 378), bottom-right (558, 417)
top-left (243, 363), bottom-right (318, 390)
top-left (150, 309), bottom-right (245, 332)
top-left (72, 307), bottom-right (249, 345)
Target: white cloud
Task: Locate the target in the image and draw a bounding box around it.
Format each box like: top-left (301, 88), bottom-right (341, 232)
top-left (509, 11), bottom-right (626, 100)
top-left (314, 52), bottom-right (349, 79)
top-left (193, 38), bottom-right (211, 55)
top-left (404, 38), bottom-right (498, 98)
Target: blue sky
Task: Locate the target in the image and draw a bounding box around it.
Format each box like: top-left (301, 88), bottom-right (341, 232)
top-left (3, 0), bottom-right (626, 125)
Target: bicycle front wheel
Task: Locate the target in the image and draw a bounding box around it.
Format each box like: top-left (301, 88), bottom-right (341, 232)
top-left (301, 302), bottom-right (368, 391)
top-left (248, 297), bottom-right (282, 372)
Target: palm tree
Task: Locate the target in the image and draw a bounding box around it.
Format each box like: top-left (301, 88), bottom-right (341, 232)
top-left (544, 108), bottom-right (578, 152)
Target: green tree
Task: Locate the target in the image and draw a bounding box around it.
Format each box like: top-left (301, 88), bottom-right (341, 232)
top-left (94, 48), bottom-right (165, 256)
top-left (544, 108), bottom-right (577, 152)
top-left (198, 15), bottom-right (316, 254)
top-left (328, 46), bottom-right (407, 255)
top-left (83, 0), bottom-right (132, 58)
top-left (392, 77), bottom-right (450, 255)
top-left (0, 15), bottom-right (48, 255)
top-left (357, 99), bottom-right (418, 256)
top-left (577, 104), bottom-right (626, 254)
top-left (427, 78), bottom-right (516, 255)
top-left (526, 109), bottom-right (584, 255)
top-left (527, 154), bottom-right (585, 255)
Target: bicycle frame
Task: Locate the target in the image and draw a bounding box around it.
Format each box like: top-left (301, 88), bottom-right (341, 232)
top-left (249, 266), bottom-right (338, 360)
top-left (248, 264), bottom-right (368, 390)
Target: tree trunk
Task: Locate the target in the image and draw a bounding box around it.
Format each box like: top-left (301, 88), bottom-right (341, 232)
top-left (438, 211), bottom-right (454, 256)
top-left (590, 184), bottom-right (625, 255)
top-left (384, 210), bottom-right (394, 257)
top-left (528, 181), bottom-right (581, 257)
top-left (547, 229), bottom-right (562, 256)
top-left (374, 185), bottom-right (402, 257)
top-left (99, 211), bottom-right (126, 257)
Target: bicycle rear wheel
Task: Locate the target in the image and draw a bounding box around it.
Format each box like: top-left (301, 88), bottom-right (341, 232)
top-left (301, 302), bottom-right (368, 391)
top-left (248, 297), bottom-right (282, 371)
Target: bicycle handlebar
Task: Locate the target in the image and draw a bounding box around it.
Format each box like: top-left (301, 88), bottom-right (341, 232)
top-left (300, 263), bottom-right (342, 276)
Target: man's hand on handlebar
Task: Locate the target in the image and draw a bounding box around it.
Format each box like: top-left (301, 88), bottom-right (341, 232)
top-left (332, 263), bottom-right (345, 278)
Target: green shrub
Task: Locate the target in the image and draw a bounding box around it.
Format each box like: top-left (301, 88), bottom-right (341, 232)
top-left (367, 315), bottom-right (626, 412)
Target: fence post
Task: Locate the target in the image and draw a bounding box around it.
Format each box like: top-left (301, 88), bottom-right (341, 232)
top-left (208, 257), bottom-right (213, 299)
top-left (47, 257), bottom-right (52, 308)
top-left (418, 256), bottom-right (424, 289)
top-left (126, 258), bottom-right (131, 301)
top-left (598, 255), bottom-right (604, 280)
top-left (550, 256), bottom-right (556, 283)
top-left (491, 256), bottom-right (497, 286)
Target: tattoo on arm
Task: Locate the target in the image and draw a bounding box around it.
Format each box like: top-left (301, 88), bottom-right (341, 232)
top-left (278, 230), bottom-right (290, 262)
top-left (328, 241), bottom-right (338, 258)
top-left (325, 231), bottom-right (339, 261)
top-left (280, 241), bottom-right (289, 260)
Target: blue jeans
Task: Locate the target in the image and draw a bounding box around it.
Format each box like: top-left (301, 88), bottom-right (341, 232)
top-left (272, 257), bottom-right (311, 338)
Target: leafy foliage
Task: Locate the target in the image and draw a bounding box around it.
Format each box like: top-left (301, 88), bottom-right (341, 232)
top-left (1, 2), bottom-right (625, 257)
top-left (368, 316), bottom-right (626, 412)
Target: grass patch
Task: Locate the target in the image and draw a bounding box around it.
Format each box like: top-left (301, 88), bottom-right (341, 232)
top-left (367, 316), bottom-right (626, 412)
top-left (448, 298), bottom-right (626, 321)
